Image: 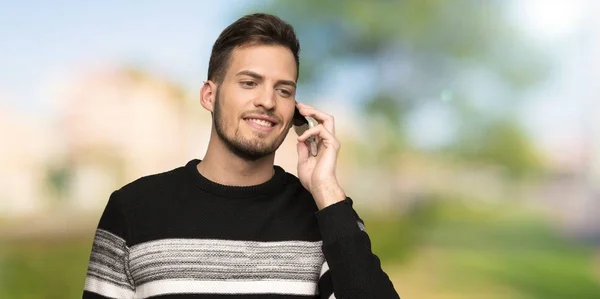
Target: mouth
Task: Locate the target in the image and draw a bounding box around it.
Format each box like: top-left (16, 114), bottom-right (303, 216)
top-left (244, 118), bottom-right (276, 128)
top-left (243, 115), bottom-right (278, 132)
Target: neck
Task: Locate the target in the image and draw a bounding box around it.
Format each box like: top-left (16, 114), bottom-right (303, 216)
top-left (198, 129), bottom-right (276, 187)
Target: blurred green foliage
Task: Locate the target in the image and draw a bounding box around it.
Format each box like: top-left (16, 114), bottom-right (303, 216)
top-left (251, 0), bottom-right (549, 177)
top-left (451, 118), bottom-right (544, 178)
top-left (45, 164), bottom-right (72, 203)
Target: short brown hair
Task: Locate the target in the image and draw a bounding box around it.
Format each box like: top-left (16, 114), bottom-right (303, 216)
top-left (207, 13), bottom-right (300, 84)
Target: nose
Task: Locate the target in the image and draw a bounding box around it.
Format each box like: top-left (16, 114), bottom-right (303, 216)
top-left (253, 86), bottom-right (276, 111)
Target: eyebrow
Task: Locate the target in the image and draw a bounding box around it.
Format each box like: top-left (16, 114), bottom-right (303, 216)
top-left (235, 70), bottom-right (297, 89)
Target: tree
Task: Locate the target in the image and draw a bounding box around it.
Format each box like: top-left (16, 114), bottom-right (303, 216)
top-left (247, 0), bottom-right (548, 175)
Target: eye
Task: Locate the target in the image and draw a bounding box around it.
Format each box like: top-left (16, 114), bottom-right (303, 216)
top-left (240, 81), bottom-right (257, 88)
top-left (276, 88), bottom-right (293, 98)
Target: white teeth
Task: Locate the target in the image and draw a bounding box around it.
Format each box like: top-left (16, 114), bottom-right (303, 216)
top-left (246, 118), bottom-right (274, 127)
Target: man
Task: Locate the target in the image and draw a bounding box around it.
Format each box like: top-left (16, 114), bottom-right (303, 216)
top-left (83, 13), bottom-right (400, 299)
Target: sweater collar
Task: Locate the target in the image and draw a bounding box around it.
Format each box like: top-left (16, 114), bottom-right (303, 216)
top-left (185, 159), bottom-right (287, 199)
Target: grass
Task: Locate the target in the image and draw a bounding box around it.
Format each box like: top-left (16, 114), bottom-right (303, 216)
top-left (364, 199), bottom-right (600, 298)
top-left (1, 198), bottom-right (598, 299)
top-left (0, 237), bottom-right (93, 299)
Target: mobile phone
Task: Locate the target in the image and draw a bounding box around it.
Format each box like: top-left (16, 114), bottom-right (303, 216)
top-left (293, 103), bottom-right (318, 156)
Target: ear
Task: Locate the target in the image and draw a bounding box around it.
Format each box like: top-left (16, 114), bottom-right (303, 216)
top-left (200, 80), bottom-right (217, 112)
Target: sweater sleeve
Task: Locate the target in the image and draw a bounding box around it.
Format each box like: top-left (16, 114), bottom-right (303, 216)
top-left (315, 197), bottom-right (400, 299)
top-left (83, 190), bottom-right (135, 299)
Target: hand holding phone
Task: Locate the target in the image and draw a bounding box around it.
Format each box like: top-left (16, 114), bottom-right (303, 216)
top-left (293, 104), bottom-right (318, 157)
top-left (293, 102), bottom-right (346, 210)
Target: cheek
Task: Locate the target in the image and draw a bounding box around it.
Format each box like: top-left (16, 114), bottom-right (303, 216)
top-left (286, 105), bottom-right (296, 126)
top-left (225, 88), bottom-right (255, 114)
top-left (217, 90), bottom-right (242, 120)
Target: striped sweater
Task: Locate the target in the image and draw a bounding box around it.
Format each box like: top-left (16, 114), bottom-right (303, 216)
top-left (83, 159), bottom-right (400, 299)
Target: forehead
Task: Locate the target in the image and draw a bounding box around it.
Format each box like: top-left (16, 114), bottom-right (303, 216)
top-left (226, 44), bottom-right (297, 82)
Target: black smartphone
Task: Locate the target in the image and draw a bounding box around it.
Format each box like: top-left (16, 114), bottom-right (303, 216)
top-left (293, 105), bottom-right (308, 127)
top-left (293, 103), bottom-right (318, 156)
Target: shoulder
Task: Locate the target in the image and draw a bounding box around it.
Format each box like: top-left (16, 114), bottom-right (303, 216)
top-left (113, 164), bottom-right (187, 202)
top-left (277, 166), bottom-right (319, 209)
top-left (277, 166), bottom-right (306, 192)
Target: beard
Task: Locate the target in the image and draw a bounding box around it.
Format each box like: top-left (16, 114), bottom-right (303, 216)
top-left (213, 89), bottom-right (291, 161)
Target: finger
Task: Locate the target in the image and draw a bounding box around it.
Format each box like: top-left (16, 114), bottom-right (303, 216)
top-left (296, 124), bottom-right (340, 151)
top-left (297, 140), bottom-right (309, 162)
top-left (297, 104), bottom-right (335, 136)
top-left (297, 104), bottom-right (335, 135)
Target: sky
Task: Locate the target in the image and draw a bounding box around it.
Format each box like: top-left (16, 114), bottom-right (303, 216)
top-left (0, 0), bottom-right (596, 157)
top-left (511, 0), bottom-right (598, 159)
top-left (0, 0), bottom-right (248, 111)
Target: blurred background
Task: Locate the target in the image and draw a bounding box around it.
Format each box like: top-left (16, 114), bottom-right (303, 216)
top-left (1, 0), bottom-right (599, 298)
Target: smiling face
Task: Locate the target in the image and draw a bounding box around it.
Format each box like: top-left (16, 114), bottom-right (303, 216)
top-left (211, 44), bottom-right (297, 161)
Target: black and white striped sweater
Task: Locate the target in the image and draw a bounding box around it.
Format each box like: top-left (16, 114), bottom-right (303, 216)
top-left (83, 159), bottom-right (400, 299)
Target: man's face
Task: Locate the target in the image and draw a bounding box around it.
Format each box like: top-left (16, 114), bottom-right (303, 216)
top-left (212, 44), bottom-right (297, 161)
